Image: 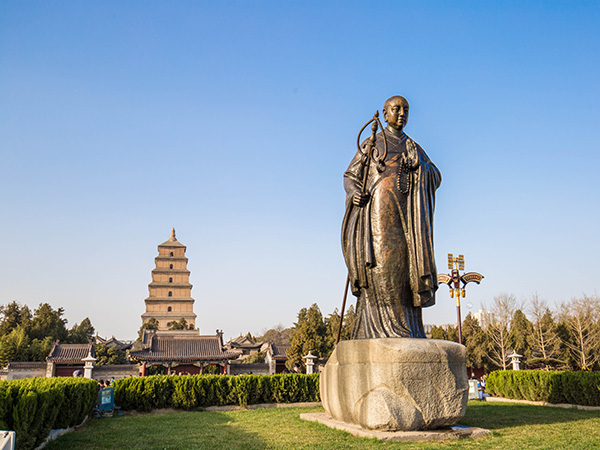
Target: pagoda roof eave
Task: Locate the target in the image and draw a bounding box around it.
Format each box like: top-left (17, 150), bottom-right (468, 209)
top-left (148, 282), bottom-right (193, 288)
top-left (144, 297), bottom-right (196, 302)
top-left (158, 241), bottom-right (186, 249)
top-left (155, 256), bottom-right (188, 262)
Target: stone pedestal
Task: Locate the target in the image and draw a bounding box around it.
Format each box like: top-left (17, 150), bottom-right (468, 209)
top-left (321, 338), bottom-right (468, 431)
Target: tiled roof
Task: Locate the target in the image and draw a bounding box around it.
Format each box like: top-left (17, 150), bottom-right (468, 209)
top-left (94, 336), bottom-right (133, 351)
top-left (270, 344), bottom-right (290, 359)
top-left (47, 343), bottom-right (94, 363)
top-left (158, 229), bottom-right (186, 248)
top-left (7, 361), bottom-right (47, 369)
top-left (130, 334), bottom-right (241, 362)
top-left (228, 335), bottom-right (263, 349)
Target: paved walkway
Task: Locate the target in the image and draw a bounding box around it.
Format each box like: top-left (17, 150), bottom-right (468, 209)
top-left (485, 396), bottom-right (600, 411)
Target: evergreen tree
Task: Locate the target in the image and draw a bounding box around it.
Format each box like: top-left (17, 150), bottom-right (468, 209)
top-left (67, 318), bottom-right (95, 343)
top-left (286, 304), bottom-right (327, 370)
top-left (95, 344), bottom-right (128, 365)
top-left (0, 301), bottom-right (32, 336)
top-left (27, 336), bottom-right (54, 362)
top-left (0, 325), bottom-right (31, 366)
top-left (447, 325), bottom-right (459, 343)
top-left (462, 313), bottom-right (489, 369)
top-left (510, 309), bottom-right (533, 360)
top-left (241, 352), bottom-right (265, 364)
top-left (0, 301), bottom-right (95, 364)
top-left (29, 303), bottom-right (68, 342)
top-left (553, 321), bottom-right (575, 369)
top-left (137, 318), bottom-right (159, 341)
top-left (430, 325), bottom-right (447, 340)
top-left (169, 318), bottom-right (190, 330)
top-left (341, 305), bottom-right (357, 341)
top-left (324, 309), bottom-right (341, 355)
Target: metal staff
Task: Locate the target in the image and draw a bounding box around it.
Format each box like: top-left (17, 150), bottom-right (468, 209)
top-left (336, 111), bottom-right (388, 345)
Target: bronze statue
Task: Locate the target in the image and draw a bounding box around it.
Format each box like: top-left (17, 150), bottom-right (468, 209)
top-left (342, 96), bottom-right (441, 339)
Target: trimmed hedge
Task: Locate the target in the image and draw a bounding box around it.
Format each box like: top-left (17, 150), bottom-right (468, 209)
top-left (114, 373), bottom-right (320, 412)
top-left (486, 370), bottom-right (600, 406)
top-left (0, 377), bottom-right (98, 450)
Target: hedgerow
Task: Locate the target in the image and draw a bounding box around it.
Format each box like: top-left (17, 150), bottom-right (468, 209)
top-left (114, 373), bottom-right (320, 411)
top-left (486, 370), bottom-right (600, 406)
top-left (0, 377), bottom-right (97, 450)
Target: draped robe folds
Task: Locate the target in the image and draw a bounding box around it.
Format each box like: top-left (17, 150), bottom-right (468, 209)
top-left (342, 129), bottom-right (441, 339)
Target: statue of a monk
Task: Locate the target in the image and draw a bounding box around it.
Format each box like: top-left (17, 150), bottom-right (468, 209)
top-left (342, 95), bottom-right (441, 339)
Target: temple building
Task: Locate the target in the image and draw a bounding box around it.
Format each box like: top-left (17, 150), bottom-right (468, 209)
top-left (141, 228), bottom-right (197, 330)
top-left (130, 329), bottom-right (241, 375)
top-left (130, 229), bottom-right (242, 375)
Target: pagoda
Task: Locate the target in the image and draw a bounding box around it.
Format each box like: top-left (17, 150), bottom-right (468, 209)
top-left (141, 228), bottom-right (197, 330)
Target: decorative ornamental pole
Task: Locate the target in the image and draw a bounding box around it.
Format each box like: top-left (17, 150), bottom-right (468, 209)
top-left (437, 254), bottom-right (484, 345)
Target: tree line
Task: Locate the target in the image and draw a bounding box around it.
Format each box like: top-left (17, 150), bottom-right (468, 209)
top-left (284, 303), bottom-right (356, 370)
top-left (0, 301), bottom-right (126, 367)
top-left (0, 301), bottom-right (95, 366)
top-left (431, 293), bottom-right (600, 371)
top-left (282, 293), bottom-right (600, 372)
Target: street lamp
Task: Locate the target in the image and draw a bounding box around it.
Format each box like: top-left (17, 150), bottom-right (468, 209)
top-left (438, 253), bottom-right (484, 345)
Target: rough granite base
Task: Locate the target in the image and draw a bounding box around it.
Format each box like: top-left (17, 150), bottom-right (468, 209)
top-left (321, 338), bottom-right (469, 431)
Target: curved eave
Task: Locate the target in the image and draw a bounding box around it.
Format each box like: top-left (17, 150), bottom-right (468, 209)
top-left (141, 312), bottom-right (197, 319)
top-left (152, 269), bottom-right (190, 274)
top-left (47, 359), bottom-right (86, 364)
top-left (129, 353), bottom-right (239, 362)
top-left (158, 241), bottom-right (186, 249)
top-left (155, 256), bottom-right (188, 262)
top-left (148, 282), bottom-right (193, 288)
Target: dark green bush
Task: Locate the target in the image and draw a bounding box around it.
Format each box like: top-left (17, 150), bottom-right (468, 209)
top-left (0, 377), bottom-right (97, 450)
top-left (486, 370), bottom-right (600, 406)
top-left (113, 373), bottom-right (320, 412)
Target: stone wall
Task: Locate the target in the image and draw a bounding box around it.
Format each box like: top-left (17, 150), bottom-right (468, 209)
top-left (4, 362), bottom-right (48, 380)
top-left (92, 364), bottom-right (141, 380)
top-left (229, 362), bottom-right (270, 375)
top-left (0, 362), bottom-right (141, 381)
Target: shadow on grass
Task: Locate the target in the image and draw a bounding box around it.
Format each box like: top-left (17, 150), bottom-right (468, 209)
top-left (461, 400), bottom-right (600, 431)
top-left (44, 410), bottom-right (269, 450)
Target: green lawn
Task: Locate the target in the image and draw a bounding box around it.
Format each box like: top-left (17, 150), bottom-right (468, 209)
top-left (43, 401), bottom-right (600, 450)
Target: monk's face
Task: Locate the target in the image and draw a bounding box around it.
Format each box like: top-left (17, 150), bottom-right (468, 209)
top-left (383, 97), bottom-right (409, 133)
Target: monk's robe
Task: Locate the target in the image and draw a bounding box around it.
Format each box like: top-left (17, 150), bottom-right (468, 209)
top-left (342, 129), bottom-right (441, 339)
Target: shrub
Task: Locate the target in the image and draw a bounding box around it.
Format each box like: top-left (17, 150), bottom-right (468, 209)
top-left (0, 377), bottom-right (97, 450)
top-left (486, 369), bottom-right (600, 406)
top-left (113, 373), bottom-right (320, 412)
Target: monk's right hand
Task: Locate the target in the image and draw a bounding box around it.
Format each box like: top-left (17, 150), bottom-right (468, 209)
top-left (352, 192), bottom-right (370, 207)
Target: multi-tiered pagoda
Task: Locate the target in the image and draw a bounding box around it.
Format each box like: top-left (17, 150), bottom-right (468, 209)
top-left (141, 228), bottom-right (197, 330)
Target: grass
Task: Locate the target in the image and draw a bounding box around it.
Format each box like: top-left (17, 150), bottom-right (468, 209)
top-left (43, 401), bottom-right (600, 450)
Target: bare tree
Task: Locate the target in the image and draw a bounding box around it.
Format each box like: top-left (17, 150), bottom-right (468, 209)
top-left (485, 293), bottom-right (518, 370)
top-left (558, 295), bottom-right (600, 370)
top-left (528, 293), bottom-right (561, 369)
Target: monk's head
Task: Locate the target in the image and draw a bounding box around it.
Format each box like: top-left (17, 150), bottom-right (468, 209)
top-left (383, 96), bottom-right (409, 133)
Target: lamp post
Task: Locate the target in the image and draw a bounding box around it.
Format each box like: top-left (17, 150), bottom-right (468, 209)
top-left (508, 351), bottom-right (522, 371)
top-left (303, 352), bottom-right (317, 374)
top-left (438, 254), bottom-right (484, 345)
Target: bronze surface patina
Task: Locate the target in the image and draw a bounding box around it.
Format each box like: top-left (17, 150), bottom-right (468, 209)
top-left (342, 96), bottom-right (441, 339)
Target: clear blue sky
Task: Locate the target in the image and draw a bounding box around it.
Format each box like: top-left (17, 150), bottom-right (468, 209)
top-left (1, 1), bottom-right (599, 341)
